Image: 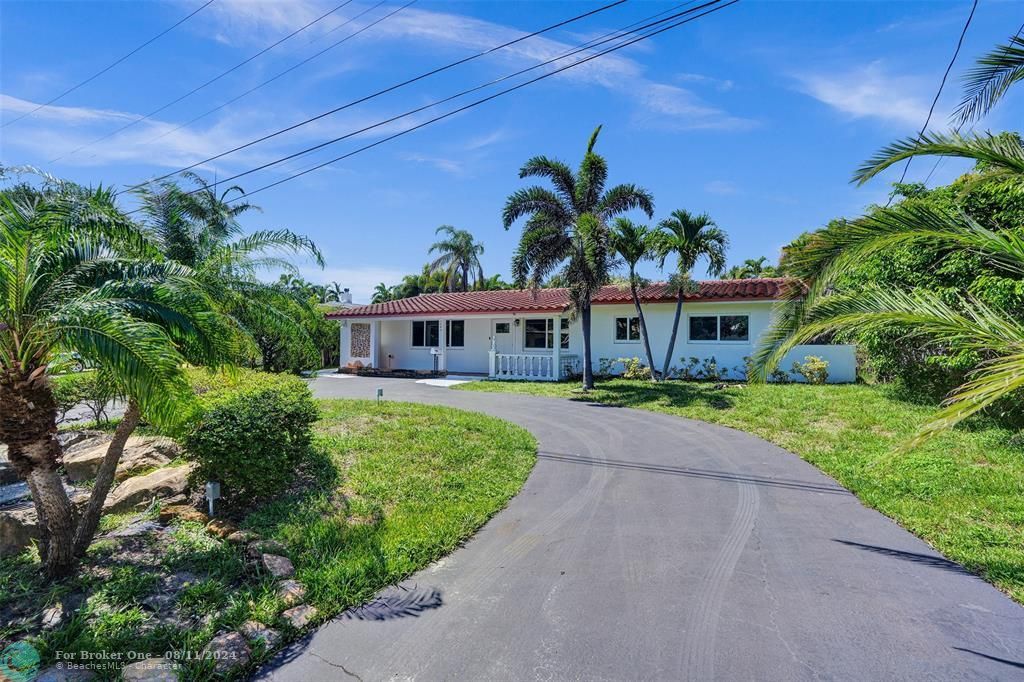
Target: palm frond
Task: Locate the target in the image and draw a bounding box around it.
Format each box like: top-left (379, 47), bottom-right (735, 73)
top-left (955, 35), bottom-right (1024, 124)
top-left (853, 131), bottom-right (1024, 185)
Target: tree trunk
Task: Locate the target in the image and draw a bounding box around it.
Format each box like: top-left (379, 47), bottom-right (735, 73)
top-left (661, 289), bottom-right (684, 380)
top-left (0, 371), bottom-right (77, 577)
top-left (462, 264), bottom-right (470, 292)
top-left (581, 303), bottom-right (594, 390)
top-left (629, 276), bottom-right (658, 382)
top-left (73, 400), bottom-right (141, 557)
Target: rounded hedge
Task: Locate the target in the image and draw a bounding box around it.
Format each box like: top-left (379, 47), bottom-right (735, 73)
top-left (181, 370), bottom-right (319, 503)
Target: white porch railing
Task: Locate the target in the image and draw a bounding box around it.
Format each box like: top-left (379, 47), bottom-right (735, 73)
top-left (489, 352), bottom-right (556, 381)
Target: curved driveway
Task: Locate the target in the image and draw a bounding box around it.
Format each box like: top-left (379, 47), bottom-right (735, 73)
top-left (259, 376), bottom-right (1024, 681)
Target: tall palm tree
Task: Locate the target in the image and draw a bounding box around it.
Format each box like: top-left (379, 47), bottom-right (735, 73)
top-left (429, 225), bottom-right (485, 292)
top-left (324, 281), bottom-right (345, 303)
top-left (371, 282), bottom-right (393, 304)
top-left (504, 125), bottom-right (654, 389)
top-left (0, 183), bottom-right (226, 577)
top-left (609, 218), bottom-right (658, 381)
top-left (752, 31), bottom-right (1024, 444)
top-left (652, 209), bottom-right (728, 380)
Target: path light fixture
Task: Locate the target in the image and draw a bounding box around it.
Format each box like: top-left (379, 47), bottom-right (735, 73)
top-left (376, 387), bottom-right (384, 404)
top-left (205, 481), bottom-right (221, 517)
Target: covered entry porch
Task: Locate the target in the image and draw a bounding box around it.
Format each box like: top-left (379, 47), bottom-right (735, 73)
top-left (337, 313), bottom-right (580, 381)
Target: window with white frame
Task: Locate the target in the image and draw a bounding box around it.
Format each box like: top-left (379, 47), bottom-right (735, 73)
top-left (412, 320), bottom-right (465, 347)
top-left (523, 318), bottom-right (569, 350)
top-left (614, 316), bottom-right (641, 342)
top-left (688, 314), bottom-right (749, 342)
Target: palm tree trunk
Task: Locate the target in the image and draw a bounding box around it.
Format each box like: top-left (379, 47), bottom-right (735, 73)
top-left (30, 466), bottom-right (76, 577)
top-left (73, 400), bottom-right (141, 557)
top-left (629, 277), bottom-right (658, 382)
top-left (581, 302), bottom-right (595, 390)
top-left (462, 264), bottom-right (470, 292)
top-left (661, 289), bottom-right (684, 380)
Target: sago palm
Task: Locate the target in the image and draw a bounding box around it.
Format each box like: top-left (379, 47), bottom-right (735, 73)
top-left (0, 183), bottom-right (226, 577)
top-left (609, 218), bottom-right (658, 381)
top-left (652, 209), bottom-right (728, 380)
top-left (429, 225), bottom-right (485, 292)
top-left (504, 125), bottom-right (654, 390)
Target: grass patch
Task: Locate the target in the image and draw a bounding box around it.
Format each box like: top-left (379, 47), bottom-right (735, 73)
top-left (3, 399), bottom-right (535, 679)
top-left (457, 378), bottom-right (1024, 603)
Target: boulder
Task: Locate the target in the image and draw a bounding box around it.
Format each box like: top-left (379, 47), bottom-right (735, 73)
top-left (202, 632), bottom-right (251, 674)
top-left (205, 518), bottom-right (238, 539)
top-left (260, 553), bottom-right (294, 579)
top-left (276, 580), bottom-right (306, 607)
top-left (226, 530), bottom-right (258, 545)
top-left (63, 436), bottom-right (176, 483)
top-left (104, 464), bottom-right (194, 514)
top-left (121, 657), bottom-right (180, 681)
top-left (238, 620), bottom-right (281, 647)
top-left (281, 604), bottom-right (318, 630)
top-left (1, 492), bottom-right (88, 555)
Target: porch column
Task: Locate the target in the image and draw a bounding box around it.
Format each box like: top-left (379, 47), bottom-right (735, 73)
top-left (338, 321), bottom-right (349, 371)
top-left (437, 318), bottom-right (447, 373)
top-left (369, 320), bottom-right (379, 369)
top-left (552, 314), bottom-right (561, 381)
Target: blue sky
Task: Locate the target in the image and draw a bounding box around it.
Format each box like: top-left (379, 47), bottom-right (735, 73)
top-left (2, 0), bottom-right (1022, 302)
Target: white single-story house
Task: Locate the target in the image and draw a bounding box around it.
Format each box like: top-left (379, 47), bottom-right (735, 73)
top-left (327, 278), bottom-right (856, 382)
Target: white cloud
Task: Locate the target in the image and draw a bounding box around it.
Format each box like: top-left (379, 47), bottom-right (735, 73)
top-left (676, 72), bottom-right (734, 92)
top-left (399, 152), bottom-right (464, 175)
top-left (704, 180), bottom-right (738, 196)
top-left (793, 61), bottom-right (930, 126)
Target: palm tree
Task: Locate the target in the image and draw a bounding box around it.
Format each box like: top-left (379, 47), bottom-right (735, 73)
top-left (371, 282), bottom-right (393, 304)
top-left (504, 125), bottom-right (654, 390)
top-left (752, 31), bottom-right (1024, 444)
top-left (429, 225), bottom-right (485, 292)
top-left (652, 209), bottom-right (728, 380)
top-left (609, 218), bottom-right (658, 381)
top-left (0, 183), bottom-right (226, 577)
top-left (324, 281), bottom-right (345, 303)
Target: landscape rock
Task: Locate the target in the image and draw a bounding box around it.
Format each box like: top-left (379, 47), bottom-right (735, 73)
top-left (121, 657), bottom-right (180, 681)
top-left (246, 539), bottom-right (285, 559)
top-left (63, 436), bottom-right (176, 483)
top-left (276, 580), bottom-right (306, 606)
top-left (39, 593), bottom-right (83, 630)
top-left (205, 518), bottom-right (238, 539)
top-left (104, 464), bottom-right (194, 514)
top-left (260, 553), bottom-right (294, 579)
top-left (36, 665), bottom-right (96, 681)
top-left (203, 631), bottom-right (251, 674)
top-left (226, 530), bottom-right (258, 545)
top-left (142, 572), bottom-right (199, 612)
top-left (158, 504), bottom-right (208, 525)
top-left (59, 430), bottom-right (108, 453)
top-left (1, 491), bottom-right (89, 555)
top-left (281, 604), bottom-right (318, 629)
top-left (238, 620), bottom-right (281, 647)
top-left (104, 520), bottom-right (162, 538)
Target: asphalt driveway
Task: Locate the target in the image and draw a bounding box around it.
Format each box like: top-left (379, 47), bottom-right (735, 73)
top-left (257, 375), bottom-right (1024, 681)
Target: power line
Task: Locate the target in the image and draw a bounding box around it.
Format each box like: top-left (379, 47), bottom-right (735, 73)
top-left (131, 0), bottom-right (629, 189)
top-left (51, 0), bottom-right (354, 163)
top-left (923, 19), bottom-right (1024, 186)
top-left (2, 0), bottom-right (217, 128)
top-left (148, 0), bottom-right (740, 207)
top-left (888, 0), bottom-right (977, 202)
top-left (165, 0), bottom-right (708, 194)
top-left (136, 0), bottom-right (399, 154)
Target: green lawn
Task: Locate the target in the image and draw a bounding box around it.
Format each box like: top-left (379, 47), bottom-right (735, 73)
top-left (1, 400), bottom-right (535, 679)
top-left (456, 378), bottom-right (1024, 603)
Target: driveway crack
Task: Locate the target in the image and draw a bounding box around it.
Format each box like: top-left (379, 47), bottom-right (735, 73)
top-left (309, 651), bottom-right (364, 681)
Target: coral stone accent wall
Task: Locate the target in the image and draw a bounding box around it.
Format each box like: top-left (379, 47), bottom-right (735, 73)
top-left (350, 323), bottom-right (371, 358)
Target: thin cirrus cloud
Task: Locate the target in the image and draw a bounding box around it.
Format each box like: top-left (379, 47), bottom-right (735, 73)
top-left (793, 61), bottom-right (931, 126)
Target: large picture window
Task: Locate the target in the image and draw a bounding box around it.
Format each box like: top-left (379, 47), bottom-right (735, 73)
top-left (688, 314), bottom-right (749, 342)
top-left (614, 316), bottom-right (641, 342)
top-left (523, 318), bottom-right (568, 350)
top-left (412, 320), bottom-right (464, 347)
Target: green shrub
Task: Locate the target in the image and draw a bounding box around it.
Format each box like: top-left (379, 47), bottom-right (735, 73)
top-left (792, 356), bottom-right (830, 385)
top-left (50, 370), bottom-right (119, 423)
top-left (181, 370), bottom-right (319, 503)
top-left (617, 357), bottom-right (652, 380)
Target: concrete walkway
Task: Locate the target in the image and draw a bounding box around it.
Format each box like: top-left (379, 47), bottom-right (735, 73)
top-left (258, 376), bottom-right (1024, 681)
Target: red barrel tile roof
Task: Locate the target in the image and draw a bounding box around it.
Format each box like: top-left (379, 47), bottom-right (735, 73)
top-left (328, 278), bottom-right (795, 318)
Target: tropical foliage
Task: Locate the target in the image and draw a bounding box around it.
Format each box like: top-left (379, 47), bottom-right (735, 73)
top-left (503, 125), bottom-right (654, 389)
top-left (651, 209), bottom-right (728, 381)
top-left (753, 32), bottom-right (1024, 443)
top-left (609, 218), bottom-right (658, 380)
top-left (724, 256), bottom-right (780, 279)
top-left (0, 175), bottom-right (228, 577)
top-left (429, 225), bottom-right (485, 292)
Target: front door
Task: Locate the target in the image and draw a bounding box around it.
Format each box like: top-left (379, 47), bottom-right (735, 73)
top-left (491, 319), bottom-right (514, 354)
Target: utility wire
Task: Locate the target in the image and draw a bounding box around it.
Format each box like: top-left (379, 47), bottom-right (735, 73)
top-left (52, 0), bottom-right (354, 163)
top-left (923, 19), bottom-right (1024, 186)
top-left (131, 0), bottom-right (629, 189)
top-left (132, 0), bottom-right (738, 208)
top-left (3, 0), bottom-right (216, 128)
top-left (163, 0), bottom-right (708, 195)
top-left (887, 0), bottom-right (977, 204)
top-left (137, 0), bottom-right (398, 153)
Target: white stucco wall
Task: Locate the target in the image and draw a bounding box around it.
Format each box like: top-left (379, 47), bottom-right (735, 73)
top-left (338, 301), bottom-right (857, 383)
